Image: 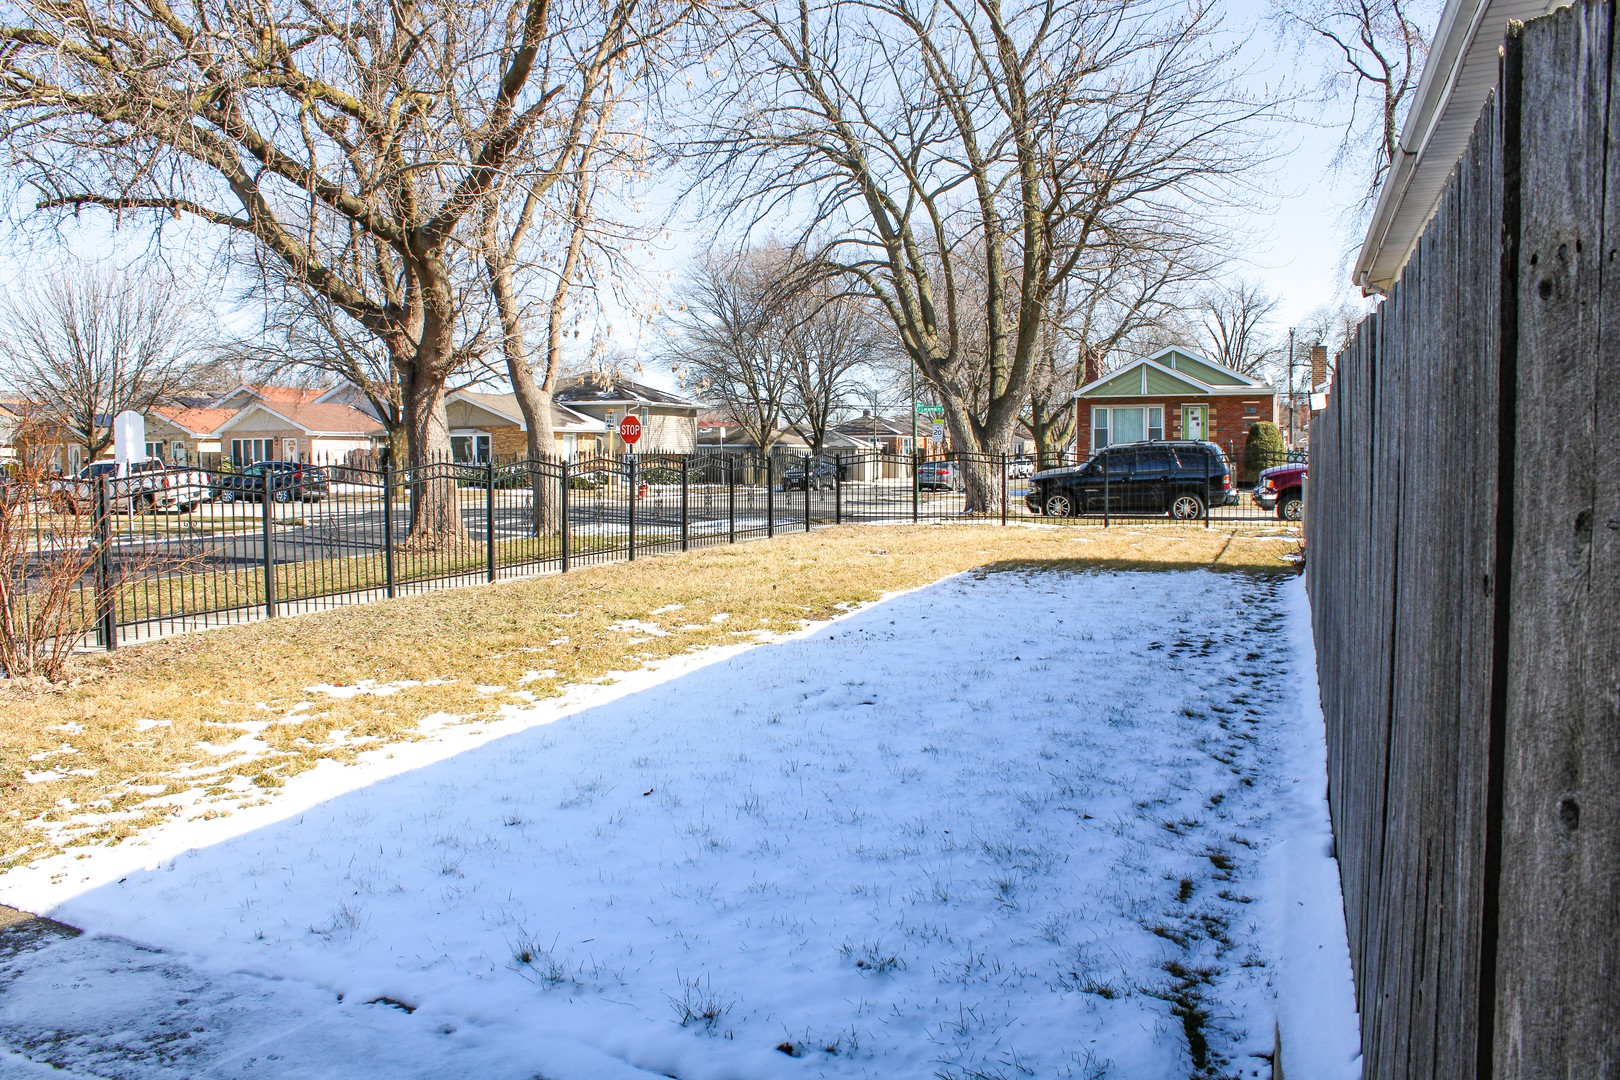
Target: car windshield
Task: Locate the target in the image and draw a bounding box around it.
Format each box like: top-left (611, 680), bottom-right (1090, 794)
top-left (82, 463), bottom-right (118, 479)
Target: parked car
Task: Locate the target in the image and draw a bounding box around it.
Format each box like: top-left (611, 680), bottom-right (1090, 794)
top-left (1006, 457), bottom-right (1034, 479)
top-left (915, 460), bottom-right (963, 491)
top-left (782, 457), bottom-right (840, 491)
top-left (48, 457), bottom-right (213, 513)
top-left (1253, 461), bottom-right (1306, 520)
top-left (1025, 441), bottom-right (1234, 520)
top-left (213, 461), bottom-right (329, 504)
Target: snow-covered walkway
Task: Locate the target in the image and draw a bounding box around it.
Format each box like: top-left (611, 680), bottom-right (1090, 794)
top-left (0, 570), bottom-right (1356, 1079)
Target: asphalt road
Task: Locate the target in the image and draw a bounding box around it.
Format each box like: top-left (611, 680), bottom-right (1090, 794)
top-left (94, 480), bottom-right (1285, 577)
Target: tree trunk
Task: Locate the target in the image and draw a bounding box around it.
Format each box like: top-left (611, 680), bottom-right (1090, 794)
top-left (938, 386), bottom-right (1019, 513)
top-left (400, 367), bottom-right (463, 545)
top-left (1028, 396), bottom-right (1077, 467)
top-left (508, 361), bottom-right (560, 536)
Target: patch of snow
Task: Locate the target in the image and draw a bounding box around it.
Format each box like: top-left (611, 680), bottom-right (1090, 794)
top-left (306, 678), bottom-right (448, 699)
top-left (1263, 578), bottom-right (1363, 1079)
top-left (607, 619), bottom-right (669, 638)
top-left (0, 571), bottom-right (1355, 1080)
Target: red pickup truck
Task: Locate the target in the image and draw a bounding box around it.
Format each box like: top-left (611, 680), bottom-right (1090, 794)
top-left (1253, 462), bottom-right (1306, 520)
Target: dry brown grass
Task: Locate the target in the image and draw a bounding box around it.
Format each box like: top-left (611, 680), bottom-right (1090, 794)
top-left (0, 522), bottom-right (1298, 869)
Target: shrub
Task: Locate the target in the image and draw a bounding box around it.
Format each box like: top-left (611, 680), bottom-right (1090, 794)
top-left (1243, 422), bottom-right (1286, 480)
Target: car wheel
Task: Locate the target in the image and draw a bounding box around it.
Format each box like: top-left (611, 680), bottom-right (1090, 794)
top-left (218, 489), bottom-right (237, 504)
top-left (1043, 492), bottom-right (1074, 517)
top-left (272, 488), bottom-right (293, 504)
top-left (1170, 492), bottom-right (1205, 520)
top-left (1279, 493), bottom-right (1303, 521)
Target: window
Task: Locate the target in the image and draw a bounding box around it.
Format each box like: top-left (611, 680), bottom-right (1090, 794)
top-left (171, 444), bottom-right (189, 465)
top-left (1094, 406), bottom-right (1165, 450)
top-left (231, 438), bottom-right (274, 465)
top-left (144, 441), bottom-right (164, 460)
top-left (450, 432), bottom-right (490, 464)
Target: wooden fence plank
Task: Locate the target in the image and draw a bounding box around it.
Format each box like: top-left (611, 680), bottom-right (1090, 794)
top-left (1494, 1), bottom-right (1620, 1074)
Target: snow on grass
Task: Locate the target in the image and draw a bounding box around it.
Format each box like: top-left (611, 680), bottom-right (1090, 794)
top-left (0, 569), bottom-right (1347, 1079)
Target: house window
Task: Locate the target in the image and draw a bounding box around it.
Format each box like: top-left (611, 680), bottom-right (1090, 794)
top-left (450, 432), bottom-right (490, 463)
top-left (144, 441), bottom-right (164, 460)
top-left (1092, 406), bottom-right (1163, 450)
top-left (230, 438), bottom-right (274, 465)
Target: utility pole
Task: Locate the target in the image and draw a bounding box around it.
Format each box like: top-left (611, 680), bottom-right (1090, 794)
top-left (1286, 327), bottom-right (1296, 446)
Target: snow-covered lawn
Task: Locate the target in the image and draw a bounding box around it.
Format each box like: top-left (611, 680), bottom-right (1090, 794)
top-left (0, 569), bottom-right (1355, 1079)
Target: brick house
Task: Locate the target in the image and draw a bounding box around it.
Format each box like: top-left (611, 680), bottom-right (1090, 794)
top-left (443, 390), bottom-right (607, 462)
top-left (213, 400), bottom-right (385, 464)
top-left (145, 406), bottom-right (237, 465)
top-left (1073, 347), bottom-right (1278, 462)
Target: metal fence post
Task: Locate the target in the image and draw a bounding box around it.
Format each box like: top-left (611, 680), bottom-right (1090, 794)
top-left (262, 472), bottom-right (277, 618)
top-left (627, 455), bottom-right (637, 562)
top-left (1103, 461), bottom-right (1111, 529)
top-left (680, 455), bottom-right (690, 551)
top-left (486, 460), bottom-right (497, 581)
top-left (912, 451), bottom-right (920, 524)
top-left (1204, 451), bottom-right (1212, 528)
top-left (766, 456), bottom-right (775, 538)
top-left (560, 459), bottom-right (571, 572)
top-left (834, 453), bottom-right (842, 526)
top-left (803, 453), bottom-right (812, 532)
top-left (728, 457), bottom-right (737, 544)
top-left (95, 476), bottom-right (115, 650)
top-left (382, 457), bottom-right (396, 598)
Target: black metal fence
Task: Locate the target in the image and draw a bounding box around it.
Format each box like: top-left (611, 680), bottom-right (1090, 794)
top-left (17, 445), bottom-right (1303, 650)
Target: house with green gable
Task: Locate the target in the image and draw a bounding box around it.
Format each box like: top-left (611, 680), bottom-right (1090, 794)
top-left (1073, 347), bottom-right (1278, 461)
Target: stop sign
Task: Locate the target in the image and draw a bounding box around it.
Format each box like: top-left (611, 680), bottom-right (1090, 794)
top-left (618, 415), bottom-right (643, 445)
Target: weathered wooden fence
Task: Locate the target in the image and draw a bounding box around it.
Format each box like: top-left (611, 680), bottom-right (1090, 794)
top-left (1306, 3), bottom-right (1617, 1076)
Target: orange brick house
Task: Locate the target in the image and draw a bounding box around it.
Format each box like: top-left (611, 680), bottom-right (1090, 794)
top-left (1073, 347), bottom-right (1277, 464)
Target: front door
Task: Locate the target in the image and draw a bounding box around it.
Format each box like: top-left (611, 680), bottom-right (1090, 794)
top-left (1182, 405), bottom-right (1207, 442)
top-left (283, 437), bottom-right (299, 462)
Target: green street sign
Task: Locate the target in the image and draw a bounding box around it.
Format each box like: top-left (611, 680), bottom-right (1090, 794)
top-left (915, 404), bottom-right (944, 415)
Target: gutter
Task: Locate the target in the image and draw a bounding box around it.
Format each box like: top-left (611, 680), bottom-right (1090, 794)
top-left (1353, 0), bottom-right (1565, 293)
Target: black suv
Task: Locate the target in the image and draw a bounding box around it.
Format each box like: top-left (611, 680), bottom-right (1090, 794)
top-left (782, 457), bottom-right (840, 491)
top-left (214, 461), bottom-right (330, 504)
top-left (1026, 441), bottom-right (1233, 520)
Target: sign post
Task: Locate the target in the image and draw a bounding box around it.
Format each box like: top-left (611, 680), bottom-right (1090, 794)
top-left (619, 416), bottom-right (643, 552)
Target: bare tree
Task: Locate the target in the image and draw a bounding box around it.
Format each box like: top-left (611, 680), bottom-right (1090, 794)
top-left (665, 246), bottom-right (800, 453)
top-left (0, 265), bottom-right (213, 464)
top-left (1273, 0), bottom-right (1434, 203)
top-left (1198, 279), bottom-right (1283, 379)
top-left (692, 0), bottom-right (1266, 510)
top-left (1299, 297), bottom-right (1367, 358)
top-left (0, 0), bottom-right (661, 541)
top-left (1024, 247), bottom-right (1205, 462)
top-left (781, 278), bottom-right (889, 458)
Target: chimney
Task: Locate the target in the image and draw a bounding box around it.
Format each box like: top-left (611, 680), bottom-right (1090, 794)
top-left (1309, 344), bottom-right (1328, 391)
top-left (1081, 348), bottom-right (1102, 387)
